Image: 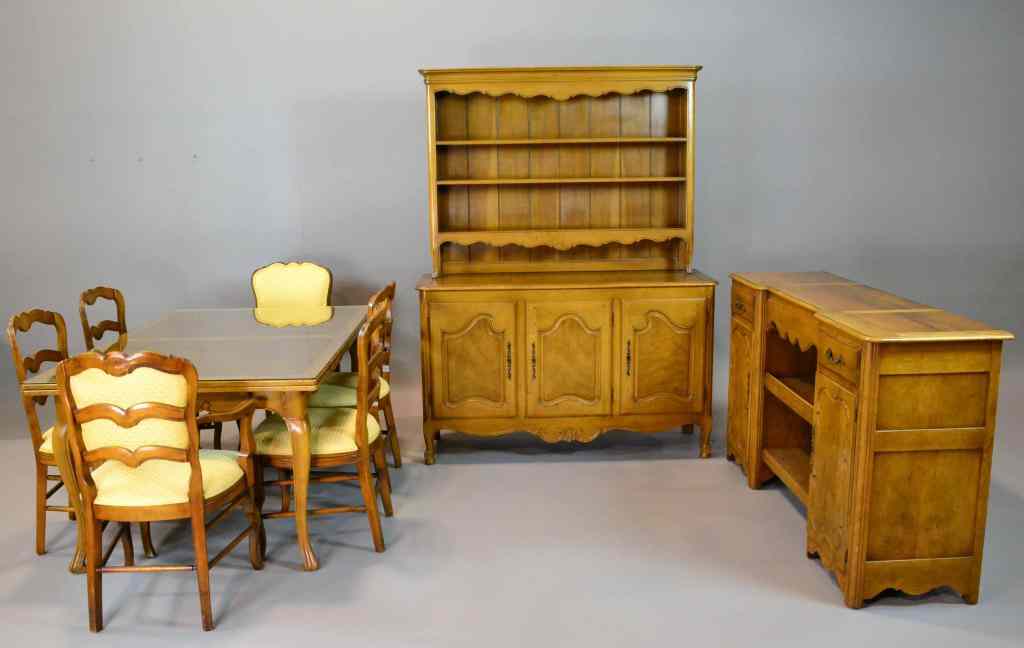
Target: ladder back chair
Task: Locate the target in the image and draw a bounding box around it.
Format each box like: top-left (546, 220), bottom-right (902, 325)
top-left (253, 301), bottom-right (394, 553)
top-left (250, 261), bottom-right (337, 499)
top-left (80, 286), bottom-right (226, 449)
top-left (78, 286), bottom-right (127, 352)
top-left (6, 308), bottom-right (93, 555)
top-left (309, 282), bottom-right (401, 467)
top-left (56, 351), bottom-right (264, 632)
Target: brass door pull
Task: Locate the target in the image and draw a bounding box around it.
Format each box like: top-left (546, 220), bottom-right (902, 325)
top-left (734, 300), bottom-right (746, 313)
top-left (625, 340), bottom-right (632, 376)
top-left (825, 348), bottom-right (845, 367)
top-left (531, 342), bottom-right (537, 380)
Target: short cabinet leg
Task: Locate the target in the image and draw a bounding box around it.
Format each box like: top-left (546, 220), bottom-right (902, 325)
top-left (698, 417), bottom-right (713, 458)
top-left (680, 424), bottom-right (694, 435)
top-left (423, 423), bottom-right (437, 465)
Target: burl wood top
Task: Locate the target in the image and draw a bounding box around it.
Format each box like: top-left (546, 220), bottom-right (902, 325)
top-left (732, 272), bottom-right (1013, 343)
top-left (417, 270), bottom-right (716, 292)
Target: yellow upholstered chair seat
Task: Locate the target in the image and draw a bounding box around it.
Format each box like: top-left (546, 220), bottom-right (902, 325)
top-left (252, 262), bottom-right (331, 308)
top-left (308, 373), bottom-right (390, 408)
top-left (91, 450), bottom-right (244, 507)
top-left (254, 407), bottom-right (380, 456)
top-left (38, 426), bottom-right (54, 454)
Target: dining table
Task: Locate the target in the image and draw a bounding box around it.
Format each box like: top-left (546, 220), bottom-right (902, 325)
top-left (20, 305), bottom-right (367, 573)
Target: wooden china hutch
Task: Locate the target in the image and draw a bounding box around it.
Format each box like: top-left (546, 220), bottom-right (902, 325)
top-left (416, 66), bottom-right (715, 464)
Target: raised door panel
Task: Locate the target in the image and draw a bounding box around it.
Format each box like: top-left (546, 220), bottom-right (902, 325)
top-left (620, 297), bottom-right (706, 415)
top-left (428, 301), bottom-right (517, 419)
top-left (727, 318), bottom-right (753, 462)
top-left (809, 373), bottom-right (858, 574)
top-left (526, 301), bottom-right (612, 417)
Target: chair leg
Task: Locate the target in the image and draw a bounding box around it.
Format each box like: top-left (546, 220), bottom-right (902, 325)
top-left (357, 456), bottom-right (385, 552)
top-left (190, 506), bottom-right (214, 631)
top-left (213, 422), bottom-right (223, 450)
top-left (381, 395), bottom-right (402, 468)
top-left (85, 516), bottom-right (104, 632)
top-left (373, 444), bottom-right (394, 518)
top-left (279, 468), bottom-right (292, 513)
top-left (140, 522), bottom-right (158, 558)
top-left (120, 523), bottom-right (135, 566)
top-left (243, 455), bottom-right (265, 570)
top-left (35, 462), bottom-right (47, 555)
top-left (254, 459), bottom-right (267, 560)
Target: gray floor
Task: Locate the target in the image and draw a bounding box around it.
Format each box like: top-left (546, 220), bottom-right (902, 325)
top-left (1, 367), bottom-right (1023, 647)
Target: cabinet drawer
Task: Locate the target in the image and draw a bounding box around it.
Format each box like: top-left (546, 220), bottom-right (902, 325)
top-left (818, 328), bottom-right (861, 385)
top-left (732, 281), bottom-right (756, 322)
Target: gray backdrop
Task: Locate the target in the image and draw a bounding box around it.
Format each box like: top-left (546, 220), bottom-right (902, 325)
top-left (2, 1), bottom-right (1022, 415)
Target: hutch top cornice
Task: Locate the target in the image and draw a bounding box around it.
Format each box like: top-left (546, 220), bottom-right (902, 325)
top-left (419, 66), bottom-right (702, 100)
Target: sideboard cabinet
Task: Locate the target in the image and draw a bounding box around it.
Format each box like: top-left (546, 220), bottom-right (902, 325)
top-left (416, 67), bottom-right (714, 462)
top-left (726, 272), bottom-right (1013, 607)
top-left (418, 272), bottom-right (715, 463)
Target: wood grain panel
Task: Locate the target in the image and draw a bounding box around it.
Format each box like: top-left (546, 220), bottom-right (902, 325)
top-left (879, 342), bottom-right (993, 375)
top-left (467, 94), bottom-right (499, 263)
top-left (867, 450), bottom-right (981, 560)
top-left (620, 94), bottom-right (652, 258)
top-left (528, 97), bottom-right (560, 263)
top-left (526, 301), bottom-right (612, 417)
top-left (558, 98), bottom-right (591, 261)
top-left (497, 96), bottom-right (531, 263)
top-left (877, 374), bottom-right (989, 429)
top-left (589, 95), bottom-right (621, 259)
top-left (436, 94), bottom-right (469, 262)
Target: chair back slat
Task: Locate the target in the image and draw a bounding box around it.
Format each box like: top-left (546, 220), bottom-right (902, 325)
top-left (84, 445), bottom-right (189, 468)
top-left (251, 261), bottom-right (332, 308)
top-left (76, 402), bottom-right (187, 428)
top-left (79, 287), bottom-right (127, 351)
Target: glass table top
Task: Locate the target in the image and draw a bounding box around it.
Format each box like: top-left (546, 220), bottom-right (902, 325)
top-left (23, 307), bottom-right (366, 392)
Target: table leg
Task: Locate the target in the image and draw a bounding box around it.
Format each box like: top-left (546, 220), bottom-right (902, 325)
top-left (273, 391), bottom-right (319, 571)
top-left (50, 396), bottom-right (87, 573)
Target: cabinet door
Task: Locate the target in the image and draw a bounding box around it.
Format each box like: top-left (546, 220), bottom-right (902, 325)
top-left (809, 373), bottom-right (858, 573)
top-left (428, 301), bottom-right (517, 419)
top-left (526, 301), bottom-right (612, 417)
top-left (620, 297), bottom-right (707, 415)
top-left (727, 318), bottom-right (753, 461)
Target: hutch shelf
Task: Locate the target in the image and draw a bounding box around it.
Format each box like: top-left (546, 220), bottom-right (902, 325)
top-left (726, 271), bottom-right (1013, 607)
top-left (417, 66), bottom-right (715, 463)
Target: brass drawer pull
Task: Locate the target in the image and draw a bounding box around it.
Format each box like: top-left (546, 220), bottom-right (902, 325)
top-left (625, 340), bottom-right (632, 376)
top-left (531, 342), bottom-right (537, 380)
top-left (825, 348), bottom-right (845, 367)
top-left (506, 342), bottom-right (512, 380)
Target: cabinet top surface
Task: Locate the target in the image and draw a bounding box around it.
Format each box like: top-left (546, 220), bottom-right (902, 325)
top-left (420, 65), bottom-right (702, 77)
top-left (731, 271), bottom-right (1013, 343)
top-left (418, 270), bottom-right (716, 292)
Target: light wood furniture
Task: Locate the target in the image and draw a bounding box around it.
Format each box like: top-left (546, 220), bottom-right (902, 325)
top-left (309, 282), bottom-right (402, 467)
top-left (23, 305), bottom-right (367, 573)
top-left (726, 271), bottom-right (1013, 607)
top-left (55, 351), bottom-right (263, 632)
top-left (7, 309), bottom-right (76, 555)
top-left (417, 66), bottom-right (715, 463)
top-left (254, 293), bottom-right (394, 552)
top-left (251, 265), bottom-right (401, 466)
top-left (80, 285), bottom-right (226, 451)
top-left (79, 286), bottom-right (127, 351)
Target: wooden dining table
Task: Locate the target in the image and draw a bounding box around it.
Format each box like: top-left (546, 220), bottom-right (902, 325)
top-left (20, 305), bottom-right (366, 573)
